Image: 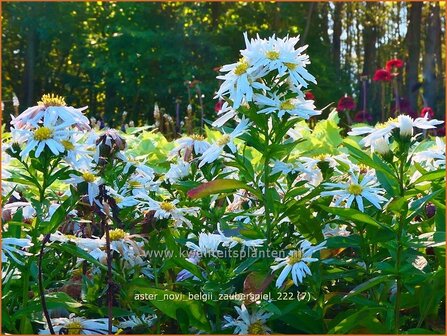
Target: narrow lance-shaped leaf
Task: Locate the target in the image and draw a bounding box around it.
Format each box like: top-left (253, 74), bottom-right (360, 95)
top-left (187, 179), bottom-right (261, 199)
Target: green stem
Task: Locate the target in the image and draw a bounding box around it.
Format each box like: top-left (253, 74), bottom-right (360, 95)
top-left (262, 127), bottom-right (272, 244)
top-left (394, 155), bottom-right (406, 334)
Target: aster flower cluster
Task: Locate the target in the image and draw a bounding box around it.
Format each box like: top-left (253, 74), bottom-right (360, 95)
top-left (2, 33), bottom-right (445, 335)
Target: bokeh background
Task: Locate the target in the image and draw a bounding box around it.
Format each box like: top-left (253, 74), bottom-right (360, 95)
top-left (1, 1), bottom-right (445, 128)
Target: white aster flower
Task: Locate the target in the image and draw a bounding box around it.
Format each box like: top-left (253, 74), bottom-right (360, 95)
top-left (2, 237), bottom-right (33, 265)
top-left (172, 134), bottom-right (211, 156)
top-left (212, 101), bottom-right (238, 127)
top-left (223, 304), bottom-right (272, 335)
top-left (165, 160), bottom-right (190, 184)
top-left (38, 314), bottom-right (116, 334)
top-left (138, 196), bottom-right (200, 228)
top-left (185, 232), bottom-right (223, 256)
top-left (66, 168), bottom-right (101, 205)
top-left (13, 112), bottom-right (76, 159)
top-left (199, 118), bottom-right (251, 167)
top-left (349, 115), bottom-right (444, 147)
top-left (254, 92), bottom-right (320, 119)
top-left (118, 314), bottom-right (157, 330)
top-left (321, 171), bottom-right (387, 212)
top-left (11, 94), bottom-right (90, 131)
top-left (106, 186), bottom-right (138, 208)
top-left (215, 56), bottom-right (269, 109)
top-left (413, 137), bottom-right (445, 170)
top-left (271, 240), bottom-right (326, 287)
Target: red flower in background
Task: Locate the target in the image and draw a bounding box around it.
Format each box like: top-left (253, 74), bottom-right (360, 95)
top-left (420, 107), bottom-right (434, 119)
top-left (354, 111), bottom-right (373, 123)
top-left (214, 100), bottom-right (224, 113)
top-left (337, 95), bottom-right (356, 111)
top-left (386, 58), bottom-right (404, 71)
top-left (373, 69), bottom-right (392, 82)
top-left (305, 91), bottom-right (315, 101)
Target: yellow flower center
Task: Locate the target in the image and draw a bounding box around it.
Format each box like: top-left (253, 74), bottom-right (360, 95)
top-left (128, 180), bottom-right (142, 188)
top-left (191, 134), bottom-right (205, 141)
top-left (216, 134), bottom-right (231, 146)
top-left (61, 140), bottom-right (75, 150)
top-left (38, 93), bottom-right (66, 107)
top-left (347, 183), bottom-right (363, 195)
top-left (248, 321), bottom-right (266, 334)
top-left (109, 228), bottom-right (126, 241)
top-left (266, 50), bottom-right (280, 60)
top-left (231, 236), bottom-right (244, 244)
top-left (376, 117), bottom-right (397, 129)
top-left (284, 62), bottom-right (297, 70)
top-left (234, 59), bottom-right (249, 76)
top-left (64, 234), bottom-right (77, 240)
top-left (65, 321), bottom-right (83, 334)
top-left (82, 172), bottom-right (95, 183)
top-left (314, 154), bottom-right (330, 161)
top-left (113, 196), bottom-right (123, 204)
top-left (33, 127), bottom-right (53, 141)
top-left (160, 201), bottom-right (175, 212)
top-left (280, 100), bottom-right (295, 111)
top-left (288, 250), bottom-right (303, 265)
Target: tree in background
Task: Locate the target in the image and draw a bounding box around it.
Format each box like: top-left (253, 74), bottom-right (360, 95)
top-left (1, 1), bottom-right (445, 130)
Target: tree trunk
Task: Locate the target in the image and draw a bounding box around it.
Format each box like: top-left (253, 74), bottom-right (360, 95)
top-left (360, 3), bottom-right (379, 118)
top-left (319, 2), bottom-right (330, 46)
top-left (433, 2), bottom-right (444, 115)
top-left (23, 24), bottom-right (37, 107)
top-left (405, 2), bottom-right (422, 113)
top-left (332, 2), bottom-right (343, 79)
top-left (301, 2), bottom-right (315, 46)
top-left (422, 2), bottom-right (438, 110)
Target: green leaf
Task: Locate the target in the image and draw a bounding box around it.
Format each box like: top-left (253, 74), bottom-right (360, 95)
top-left (14, 292), bottom-right (82, 318)
top-left (319, 205), bottom-right (390, 231)
top-left (187, 179), bottom-right (261, 199)
top-left (343, 275), bottom-right (392, 300)
top-left (128, 279), bottom-right (210, 330)
top-left (411, 169), bottom-right (445, 185)
top-left (42, 190), bottom-right (79, 234)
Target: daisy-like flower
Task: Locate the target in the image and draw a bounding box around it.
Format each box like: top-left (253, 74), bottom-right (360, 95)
top-left (66, 168), bottom-right (101, 205)
top-left (62, 132), bottom-right (96, 168)
top-left (413, 137), bottom-right (446, 170)
top-left (349, 115), bottom-right (444, 147)
top-left (138, 196), bottom-right (200, 228)
top-left (185, 232), bottom-right (223, 256)
top-left (254, 92), bottom-right (320, 119)
top-left (212, 101), bottom-right (238, 127)
top-left (165, 160), bottom-right (190, 184)
top-left (215, 56), bottom-right (269, 109)
top-left (321, 171), bottom-right (387, 212)
top-left (242, 33), bottom-right (316, 90)
top-left (49, 231), bottom-right (104, 253)
top-left (89, 229), bottom-right (146, 268)
top-left (199, 118), bottom-right (251, 167)
top-left (38, 314), bottom-right (116, 334)
top-left (223, 304), bottom-right (272, 335)
top-left (13, 111), bottom-right (76, 159)
top-left (217, 223), bottom-right (265, 249)
top-left (11, 94), bottom-right (90, 131)
top-left (171, 134), bottom-right (210, 157)
top-left (2, 237), bottom-right (33, 265)
top-left (118, 314), bottom-right (157, 330)
top-left (106, 186), bottom-right (138, 208)
top-left (271, 240), bottom-right (326, 287)
top-left (2, 202), bottom-right (36, 222)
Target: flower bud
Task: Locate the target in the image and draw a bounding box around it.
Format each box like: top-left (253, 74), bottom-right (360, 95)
top-left (398, 115), bottom-right (414, 138)
top-left (373, 137), bottom-right (391, 158)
